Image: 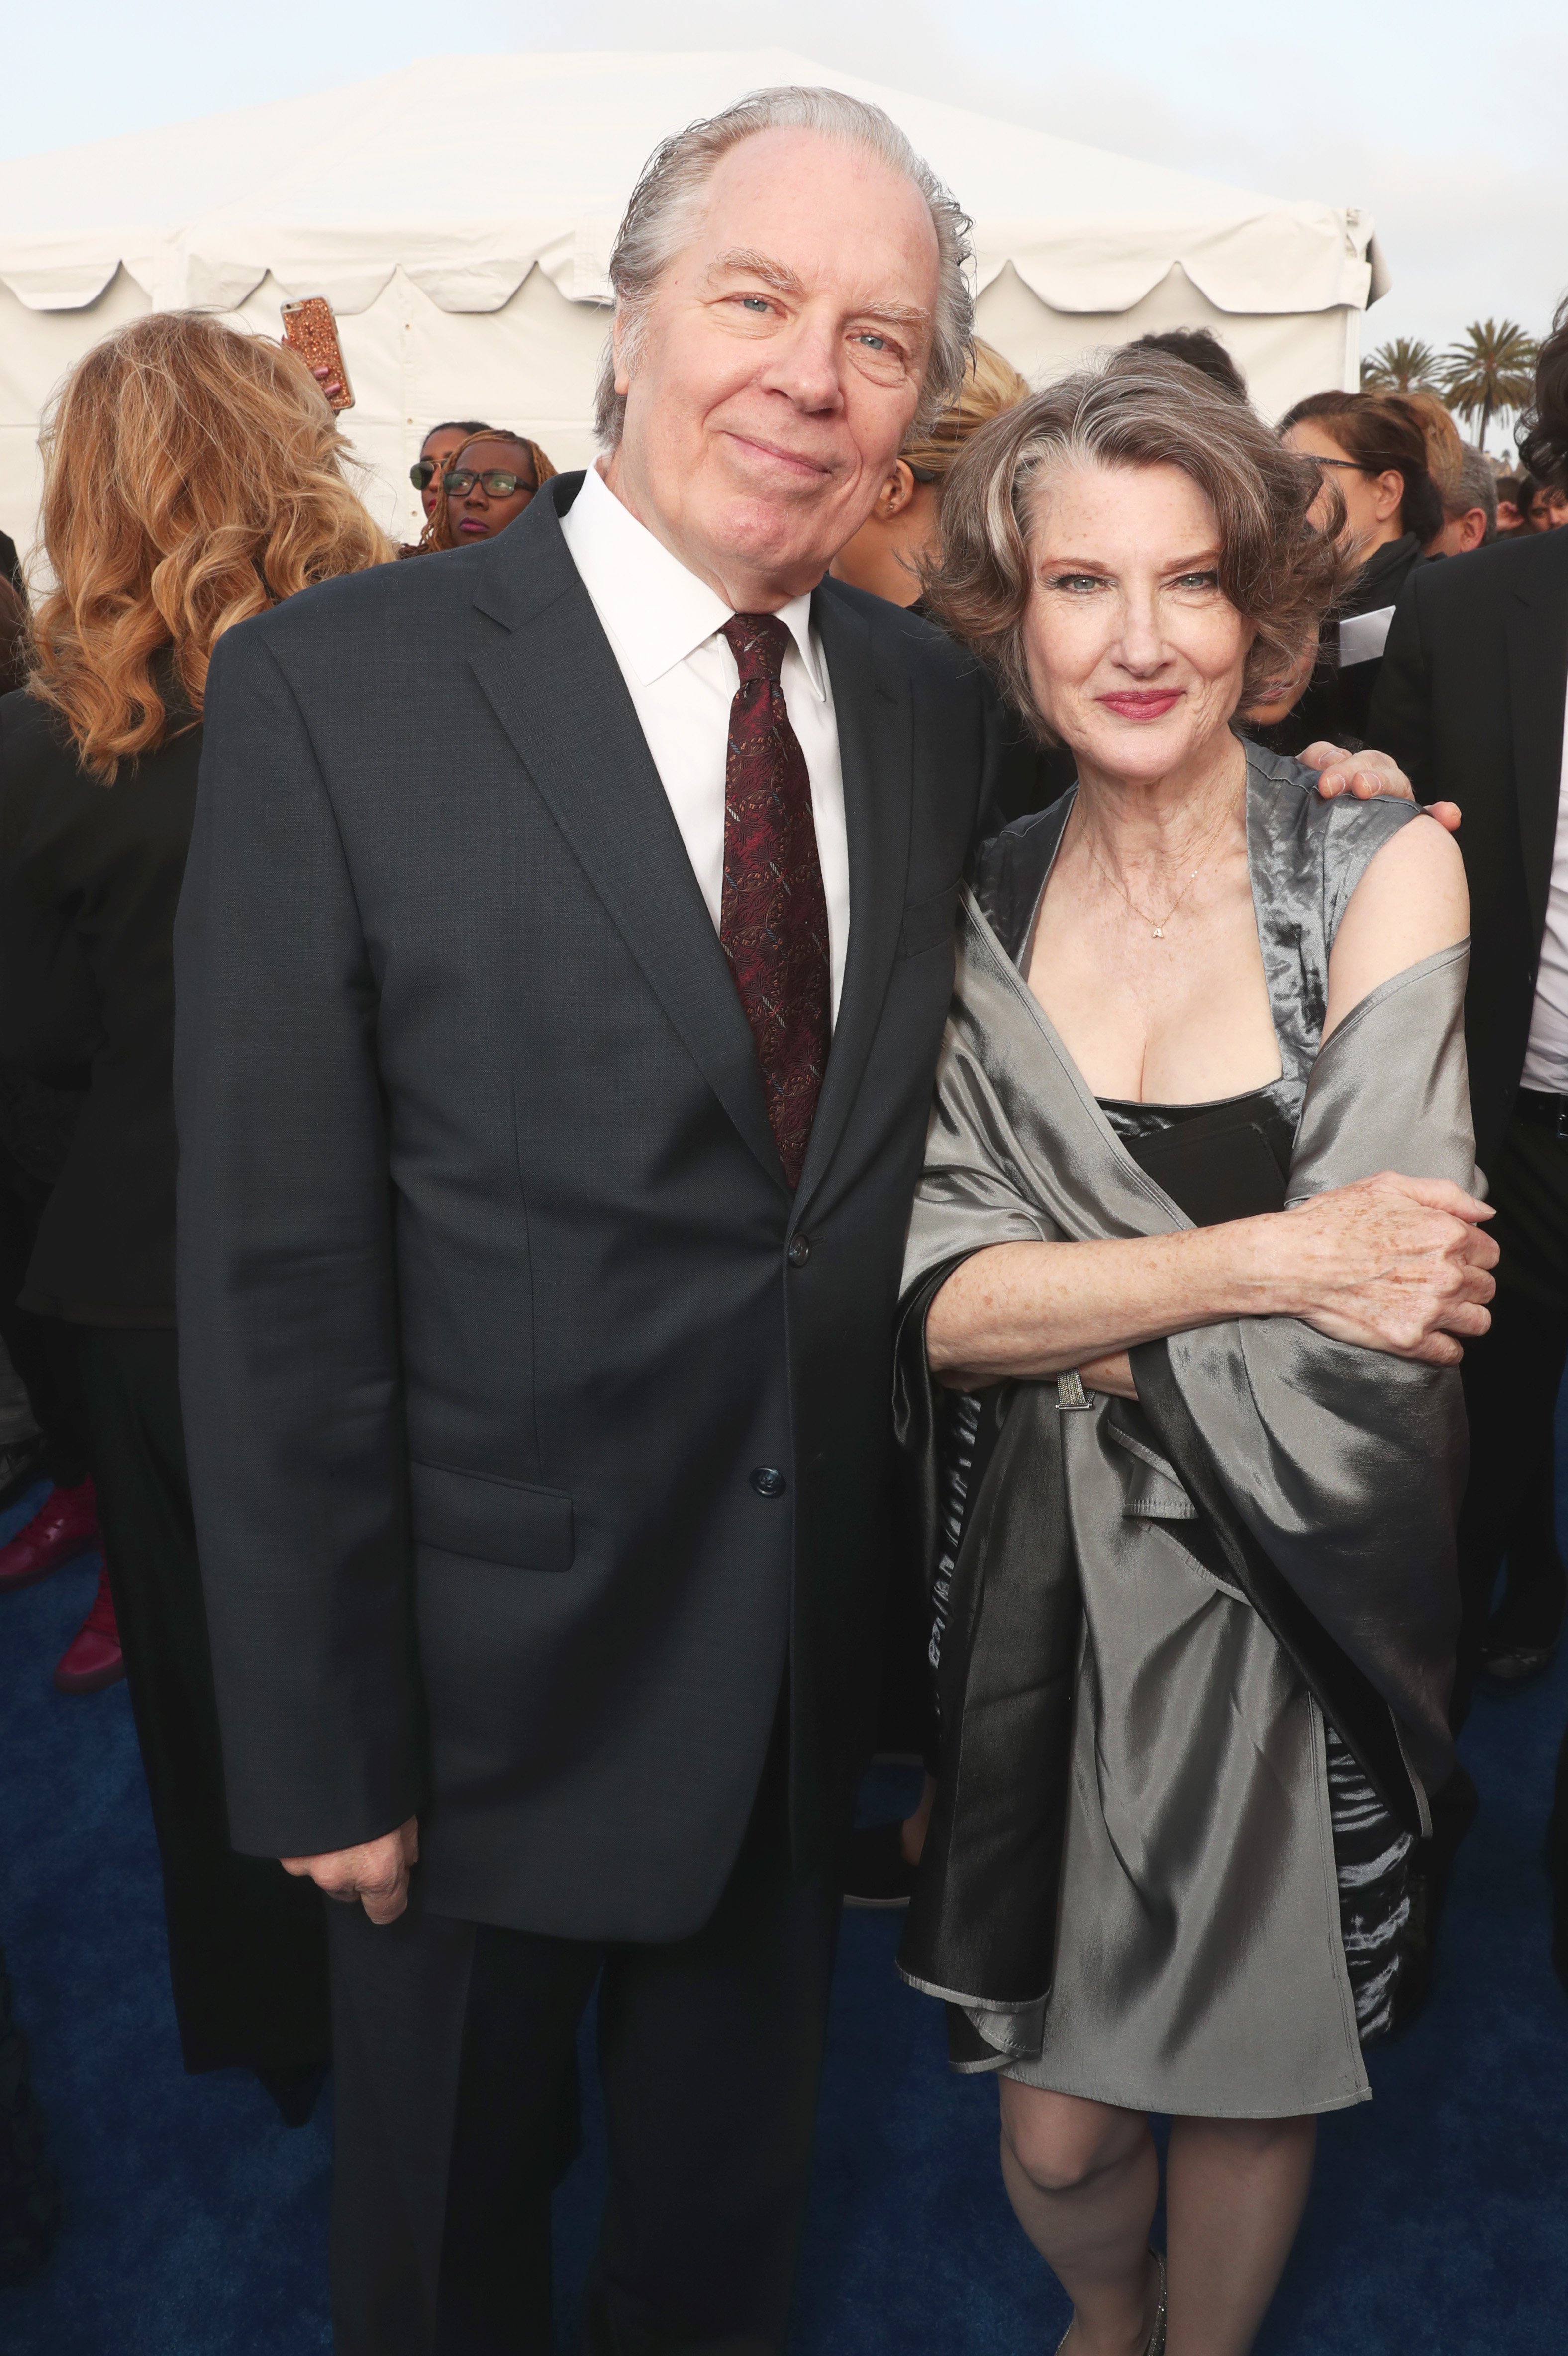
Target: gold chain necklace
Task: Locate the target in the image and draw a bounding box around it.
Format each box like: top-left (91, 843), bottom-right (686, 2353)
top-left (1075, 796), bottom-right (1238, 940)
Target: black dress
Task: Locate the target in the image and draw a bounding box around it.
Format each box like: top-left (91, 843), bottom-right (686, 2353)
top-left (1101, 1089), bottom-right (1413, 2045)
top-left (0, 688), bottom-right (329, 2080)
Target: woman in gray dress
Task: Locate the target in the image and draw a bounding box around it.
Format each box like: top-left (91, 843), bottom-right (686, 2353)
top-left (894, 352), bottom-right (1496, 2356)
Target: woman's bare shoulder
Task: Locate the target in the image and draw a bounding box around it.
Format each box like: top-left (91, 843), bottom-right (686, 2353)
top-left (1324, 814), bottom-right (1468, 1036)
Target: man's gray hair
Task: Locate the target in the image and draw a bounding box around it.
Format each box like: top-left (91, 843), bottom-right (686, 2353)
top-left (1452, 444), bottom-right (1498, 540)
top-left (593, 85), bottom-right (974, 448)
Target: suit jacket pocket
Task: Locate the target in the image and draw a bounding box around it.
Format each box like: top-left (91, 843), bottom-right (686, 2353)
top-left (898, 879), bottom-right (961, 959)
top-left (410, 1459), bottom-right (575, 1572)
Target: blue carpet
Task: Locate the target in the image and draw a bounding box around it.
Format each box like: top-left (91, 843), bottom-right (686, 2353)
top-left (2, 1437), bottom-right (1566, 2355)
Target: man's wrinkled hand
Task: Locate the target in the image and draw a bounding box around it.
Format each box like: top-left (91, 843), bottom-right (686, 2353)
top-left (282, 1816), bottom-right (419, 1925)
top-left (1301, 741), bottom-right (1461, 835)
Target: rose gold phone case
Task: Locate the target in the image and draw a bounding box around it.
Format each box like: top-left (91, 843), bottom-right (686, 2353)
top-left (280, 296), bottom-right (355, 410)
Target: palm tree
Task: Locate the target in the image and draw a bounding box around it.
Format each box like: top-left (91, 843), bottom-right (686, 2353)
top-left (1441, 319), bottom-right (1539, 450)
top-left (1362, 337), bottom-right (1441, 393)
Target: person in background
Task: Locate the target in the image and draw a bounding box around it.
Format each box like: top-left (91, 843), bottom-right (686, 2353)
top-left (1495, 476), bottom-right (1529, 535)
top-left (401, 419), bottom-right (494, 555)
top-left (0, 532), bottom-right (22, 602)
top-left (0, 1938), bottom-right (59, 2288)
top-left (0, 1066), bottom-right (113, 1690)
top-left (0, 1333), bottom-right (38, 1506)
top-left (1370, 295), bottom-right (1568, 1978)
top-left (1524, 474), bottom-right (1568, 531)
top-left (831, 339), bottom-right (1036, 1908)
top-left (1430, 444), bottom-right (1499, 556)
top-left (1127, 324), bottom-right (1250, 405)
top-left (829, 338), bottom-right (1029, 608)
top-left (420, 428), bottom-right (557, 549)
top-left (1253, 390), bottom-right (1447, 754)
top-left (0, 579), bottom-right (26, 695)
top-left (0, 309), bottom-right (391, 2115)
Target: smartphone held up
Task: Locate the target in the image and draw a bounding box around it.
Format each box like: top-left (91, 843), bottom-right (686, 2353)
top-left (280, 296), bottom-right (354, 411)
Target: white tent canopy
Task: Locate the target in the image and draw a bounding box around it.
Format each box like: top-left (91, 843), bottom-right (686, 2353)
top-left (0, 50), bottom-right (1387, 549)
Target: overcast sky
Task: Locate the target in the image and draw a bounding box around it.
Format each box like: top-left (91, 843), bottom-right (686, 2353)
top-left (6, 0), bottom-right (1565, 362)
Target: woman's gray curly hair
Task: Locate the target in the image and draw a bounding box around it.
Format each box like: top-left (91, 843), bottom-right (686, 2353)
top-left (594, 85), bottom-right (974, 448)
top-left (924, 348), bottom-right (1357, 740)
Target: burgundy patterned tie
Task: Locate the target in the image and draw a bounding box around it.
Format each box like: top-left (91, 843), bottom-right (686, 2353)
top-left (719, 613), bottom-right (830, 1190)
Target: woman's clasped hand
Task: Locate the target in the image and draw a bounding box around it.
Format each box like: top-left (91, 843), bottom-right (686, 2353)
top-left (1275, 1171), bottom-right (1494, 1361)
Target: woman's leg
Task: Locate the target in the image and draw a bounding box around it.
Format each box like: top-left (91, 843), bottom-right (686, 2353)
top-left (998, 2080), bottom-right (1162, 2355)
top-left (1163, 2113), bottom-right (1316, 2356)
top-left (75, 1326), bottom-right (331, 2077)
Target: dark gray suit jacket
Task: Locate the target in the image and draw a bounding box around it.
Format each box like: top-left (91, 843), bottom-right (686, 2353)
top-left (174, 473), bottom-right (996, 1940)
top-left (1370, 524), bottom-right (1568, 1172)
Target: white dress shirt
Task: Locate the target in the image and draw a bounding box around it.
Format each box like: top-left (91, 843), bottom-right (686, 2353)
top-left (558, 461), bottom-right (851, 1022)
top-left (1519, 659), bottom-right (1568, 1093)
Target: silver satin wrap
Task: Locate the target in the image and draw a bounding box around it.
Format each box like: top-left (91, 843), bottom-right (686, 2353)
top-left (896, 775), bottom-right (1471, 2118)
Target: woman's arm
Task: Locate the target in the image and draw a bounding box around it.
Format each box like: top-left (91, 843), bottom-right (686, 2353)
top-left (927, 1170), bottom-right (1495, 1389)
top-left (1324, 812), bottom-right (1468, 1034)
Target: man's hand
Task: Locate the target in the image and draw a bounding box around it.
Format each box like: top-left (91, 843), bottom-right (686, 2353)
top-left (1302, 741), bottom-right (1461, 836)
top-left (282, 1816), bottom-right (419, 1925)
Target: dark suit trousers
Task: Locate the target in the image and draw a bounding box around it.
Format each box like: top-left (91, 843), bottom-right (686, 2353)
top-left (1452, 1107), bottom-right (1568, 1730)
top-left (73, 1327), bottom-right (331, 2074)
top-left (327, 1722), bottom-right (841, 2356)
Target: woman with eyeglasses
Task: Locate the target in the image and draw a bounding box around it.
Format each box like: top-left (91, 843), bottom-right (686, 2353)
top-left (422, 430), bottom-right (557, 550)
top-left (402, 419), bottom-right (495, 552)
top-left (0, 311), bottom-right (391, 2118)
top-left (1251, 391), bottom-right (1446, 755)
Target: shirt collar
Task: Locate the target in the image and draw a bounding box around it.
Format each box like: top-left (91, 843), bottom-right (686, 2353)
top-left (563, 462), bottom-right (826, 701)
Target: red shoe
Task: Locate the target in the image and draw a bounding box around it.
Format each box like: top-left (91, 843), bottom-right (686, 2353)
top-left (0, 1477), bottom-right (99, 1593)
top-left (53, 1565), bottom-right (125, 1694)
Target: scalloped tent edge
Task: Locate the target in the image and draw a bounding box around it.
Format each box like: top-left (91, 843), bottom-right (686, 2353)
top-left (0, 216), bottom-right (1390, 323)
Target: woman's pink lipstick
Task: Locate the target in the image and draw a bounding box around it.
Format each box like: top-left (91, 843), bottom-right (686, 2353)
top-left (1097, 690), bottom-right (1183, 720)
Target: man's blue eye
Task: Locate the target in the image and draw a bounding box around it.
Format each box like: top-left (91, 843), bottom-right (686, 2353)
top-left (741, 296), bottom-right (770, 313)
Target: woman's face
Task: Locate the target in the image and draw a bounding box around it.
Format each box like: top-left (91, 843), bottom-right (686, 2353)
top-left (1020, 460), bottom-right (1252, 786)
top-left (1283, 419), bottom-right (1404, 552)
top-left (418, 427), bottom-right (471, 523)
top-left (443, 437), bottom-right (538, 543)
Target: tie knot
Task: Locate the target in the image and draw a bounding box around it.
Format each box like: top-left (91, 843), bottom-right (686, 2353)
top-left (723, 612), bottom-right (791, 688)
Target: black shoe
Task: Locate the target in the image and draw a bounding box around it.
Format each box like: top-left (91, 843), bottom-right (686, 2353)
top-left (1481, 1640), bottom-right (1559, 1684)
top-left (1482, 1575), bottom-right (1564, 1686)
top-left (842, 1820), bottom-right (918, 1909)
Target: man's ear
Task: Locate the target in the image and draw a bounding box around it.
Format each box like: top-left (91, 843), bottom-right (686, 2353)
top-left (611, 307), bottom-right (633, 399)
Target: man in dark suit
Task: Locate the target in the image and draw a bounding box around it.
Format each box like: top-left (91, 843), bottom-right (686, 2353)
top-left (1371, 301), bottom-right (1568, 1732)
top-left (175, 86), bottom-right (997, 2356)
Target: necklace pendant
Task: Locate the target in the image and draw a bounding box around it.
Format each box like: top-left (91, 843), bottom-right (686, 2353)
top-left (1152, 926), bottom-right (1164, 939)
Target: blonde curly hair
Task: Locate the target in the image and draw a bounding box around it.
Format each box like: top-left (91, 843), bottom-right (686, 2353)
top-left (27, 311), bottom-right (392, 781)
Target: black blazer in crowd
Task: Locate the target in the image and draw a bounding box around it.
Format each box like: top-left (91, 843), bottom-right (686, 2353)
top-left (174, 474), bottom-right (1000, 1942)
top-left (0, 690), bottom-right (199, 1321)
top-left (1370, 526), bottom-right (1568, 1171)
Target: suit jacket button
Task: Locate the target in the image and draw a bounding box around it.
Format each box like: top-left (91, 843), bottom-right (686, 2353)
top-left (787, 1233), bottom-right (812, 1267)
top-left (750, 1466), bottom-right (786, 1498)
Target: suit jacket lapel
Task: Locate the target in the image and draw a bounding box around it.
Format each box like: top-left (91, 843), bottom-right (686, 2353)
top-left (797, 585), bottom-right (914, 1215)
top-left (468, 484), bottom-right (785, 1190)
top-left (1507, 544), bottom-right (1568, 951)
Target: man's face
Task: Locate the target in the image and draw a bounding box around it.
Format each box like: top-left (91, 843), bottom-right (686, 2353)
top-left (603, 127), bottom-right (941, 609)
